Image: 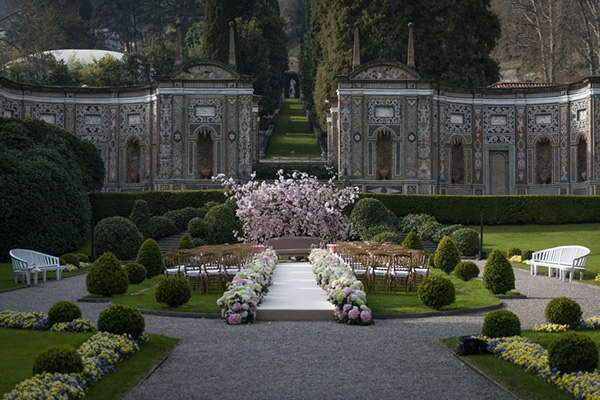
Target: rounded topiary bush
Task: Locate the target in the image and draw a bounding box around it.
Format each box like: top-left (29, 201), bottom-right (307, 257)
top-left (418, 275), bottom-right (456, 310)
top-left (434, 236), bottom-right (462, 274)
top-left (507, 247), bottom-right (522, 258)
top-left (97, 304), bottom-right (145, 339)
top-left (136, 238), bottom-right (163, 279)
top-left (419, 220), bottom-right (443, 241)
top-left (205, 204), bottom-right (240, 244)
top-left (481, 310), bottom-right (521, 338)
top-left (483, 249), bottom-right (515, 295)
top-left (124, 262), bottom-right (147, 285)
top-left (86, 252), bottom-right (129, 297)
top-left (522, 250), bottom-right (534, 261)
top-left (349, 198), bottom-right (398, 239)
top-left (60, 253), bottom-right (80, 267)
top-left (155, 277), bottom-right (192, 307)
top-left (188, 217), bottom-right (211, 241)
top-left (94, 216), bottom-right (143, 260)
top-left (372, 231), bottom-right (403, 244)
top-left (147, 215), bottom-right (177, 240)
top-left (402, 231), bottom-right (424, 250)
top-left (361, 224), bottom-right (396, 241)
top-left (164, 207), bottom-right (204, 231)
top-left (454, 261), bottom-right (480, 281)
top-left (401, 214), bottom-right (437, 234)
top-left (545, 297), bottom-right (582, 329)
top-left (32, 345), bottom-right (84, 375)
top-left (176, 234), bottom-right (195, 250)
top-left (548, 332), bottom-right (598, 374)
top-left (76, 253), bottom-right (89, 263)
top-left (450, 228), bottom-right (480, 256)
top-left (47, 301), bottom-right (82, 327)
top-left (129, 199), bottom-right (151, 238)
top-left (434, 224), bottom-right (464, 242)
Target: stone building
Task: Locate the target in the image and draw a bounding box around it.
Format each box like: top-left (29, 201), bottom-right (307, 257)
top-left (0, 23), bottom-right (259, 192)
top-left (327, 25), bottom-right (600, 195)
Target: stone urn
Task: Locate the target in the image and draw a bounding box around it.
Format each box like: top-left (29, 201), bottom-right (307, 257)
top-left (201, 169), bottom-right (211, 179)
top-left (539, 172), bottom-right (550, 184)
top-left (130, 172), bottom-right (139, 183)
top-left (452, 172), bottom-right (461, 183)
top-left (581, 170), bottom-right (588, 181)
top-left (380, 169), bottom-right (389, 180)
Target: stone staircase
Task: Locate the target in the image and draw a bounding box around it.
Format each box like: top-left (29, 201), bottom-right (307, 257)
top-left (395, 232), bottom-right (439, 254)
top-left (156, 231), bottom-right (189, 254)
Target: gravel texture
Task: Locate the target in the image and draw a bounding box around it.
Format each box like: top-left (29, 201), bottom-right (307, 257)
top-left (2, 264), bottom-right (600, 399)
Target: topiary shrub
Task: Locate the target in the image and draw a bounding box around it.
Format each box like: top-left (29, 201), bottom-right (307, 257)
top-left (349, 198), bottom-right (398, 239)
top-left (129, 199), bottom-right (152, 238)
top-left (454, 261), bottom-right (480, 281)
top-left (450, 228), bottom-right (480, 256)
top-left (433, 236), bottom-right (462, 274)
top-left (419, 220), bottom-right (443, 241)
top-left (435, 224), bottom-right (464, 242)
top-left (47, 301), bottom-right (82, 327)
top-left (32, 345), bottom-right (83, 375)
top-left (372, 231), bottom-right (403, 244)
top-left (60, 253), bottom-right (80, 267)
top-left (147, 215), bottom-right (177, 240)
top-left (401, 213), bottom-right (437, 234)
top-left (482, 249), bottom-right (515, 294)
top-left (97, 304), bottom-right (145, 339)
top-left (507, 247), bottom-right (522, 258)
top-left (188, 217), bottom-right (211, 241)
top-left (176, 234), bottom-right (195, 250)
top-left (522, 250), bottom-right (534, 261)
top-left (545, 297), bottom-right (582, 329)
top-left (548, 332), bottom-right (599, 374)
top-left (136, 238), bottom-right (163, 279)
top-left (481, 310), bottom-right (521, 338)
top-left (76, 253), bottom-right (89, 263)
top-left (402, 231), bottom-right (424, 250)
top-left (86, 252), bottom-right (129, 297)
top-left (164, 207), bottom-right (205, 231)
top-left (94, 216), bottom-right (143, 260)
top-left (361, 224), bottom-right (396, 241)
top-left (155, 277), bottom-right (192, 307)
top-left (204, 204), bottom-right (241, 244)
top-left (418, 275), bottom-right (456, 310)
top-left (192, 238), bottom-right (205, 247)
top-left (124, 262), bottom-right (147, 285)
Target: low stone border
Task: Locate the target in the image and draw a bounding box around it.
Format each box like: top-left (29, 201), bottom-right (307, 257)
top-left (127, 341), bottom-right (182, 392)
top-left (138, 309), bottom-right (221, 319)
top-left (374, 302), bottom-right (503, 319)
top-left (495, 294), bottom-right (527, 300)
top-left (77, 297), bottom-right (111, 303)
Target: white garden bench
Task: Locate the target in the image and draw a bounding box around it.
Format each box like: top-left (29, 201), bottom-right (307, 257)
top-left (526, 245), bottom-right (590, 283)
top-left (10, 249), bottom-right (66, 285)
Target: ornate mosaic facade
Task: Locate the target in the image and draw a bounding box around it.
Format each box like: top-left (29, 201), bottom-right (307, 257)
top-left (0, 60), bottom-right (259, 191)
top-left (330, 59), bottom-right (600, 195)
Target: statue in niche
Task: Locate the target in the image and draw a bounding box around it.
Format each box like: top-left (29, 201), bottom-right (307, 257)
top-left (289, 79), bottom-right (297, 98)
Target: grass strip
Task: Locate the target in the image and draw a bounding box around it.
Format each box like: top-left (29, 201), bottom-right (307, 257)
top-left (265, 99), bottom-right (321, 158)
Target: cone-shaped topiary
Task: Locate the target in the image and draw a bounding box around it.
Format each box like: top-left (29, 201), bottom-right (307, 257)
top-left (86, 252), bottom-right (129, 296)
top-left (47, 301), bottom-right (82, 327)
top-left (483, 249), bottom-right (515, 295)
top-left (97, 304), bottom-right (145, 339)
top-left (434, 236), bottom-right (462, 274)
top-left (137, 238), bottom-right (163, 278)
top-left (124, 262), bottom-right (147, 285)
top-left (418, 275), bottom-right (456, 310)
top-left (402, 231), bottom-right (424, 250)
top-left (481, 310), bottom-right (521, 337)
top-left (32, 345), bottom-right (83, 375)
top-left (545, 297), bottom-right (582, 329)
top-left (548, 332), bottom-right (599, 374)
top-left (176, 234), bottom-right (195, 250)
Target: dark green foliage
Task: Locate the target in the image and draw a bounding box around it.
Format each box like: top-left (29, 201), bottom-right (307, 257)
top-left (481, 310), bottom-right (521, 338)
top-left (76, 253), bottom-right (89, 263)
top-left (419, 220), bottom-right (443, 241)
top-left (124, 262), bottom-right (147, 285)
top-left (0, 118), bottom-right (103, 262)
top-left (434, 237), bottom-right (462, 274)
top-left (548, 332), bottom-right (599, 374)
top-left (97, 304), bottom-right (145, 339)
top-left (129, 200), bottom-right (152, 238)
top-left (47, 301), bottom-right (82, 327)
top-left (192, 238), bottom-right (205, 247)
top-left (545, 297), bottom-right (583, 329)
top-left (522, 250), bottom-right (534, 260)
top-left (86, 252), bottom-right (129, 297)
top-left (361, 224), bottom-right (396, 241)
top-left (89, 190), bottom-right (226, 222)
top-left (417, 275), bottom-right (456, 310)
top-left (60, 253), bottom-right (80, 267)
top-left (164, 207), bottom-right (206, 231)
top-left (94, 216), bottom-right (143, 261)
top-left (32, 345), bottom-right (83, 375)
top-left (188, 217), bottom-right (211, 241)
top-left (350, 198), bottom-right (398, 239)
top-left (147, 216), bottom-right (177, 240)
top-left (450, 228), bottom-right (480, 256)
top-left (454, 261), bottom-right (480, 281)
top-left (155, 277), bottom-right (192, 307)
top-left (401, 214), bottom-right (437, 234)
top-left (177, 234), bottom-right (195, 250)
top-left (372, 231), bottom-right (402, 244)
top-left (137, 238), bottom-right (163, 279)
top-left (507, 248), bottom-right (522, 258)
top-left (402, 231), bottom-right (424, 250)
top-left (483, 249), bottom-right (516, 295)
top-left (205, 204), bottom-right (241, 244)
top-left (435, 224), bottom-right (464, 242)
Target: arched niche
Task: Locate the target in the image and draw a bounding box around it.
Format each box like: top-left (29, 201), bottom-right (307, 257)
top-left (451, 136), bottom-right (465, 184)
top-left (195, 127), bottom-right (214, 179)
top-left (577, 136), bottom-right (588, 182)
top-left (375, 128), bottom-right (393, 180)
top-left (126, 137), bottom-right (141, 183)
top-left (535, 137), bottom-right (552, 184)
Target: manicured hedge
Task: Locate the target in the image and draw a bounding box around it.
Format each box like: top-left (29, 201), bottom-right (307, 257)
top-left (89, 190), bottom-right (226, 221)
top-left (359, 194), bottom-right (600, 225)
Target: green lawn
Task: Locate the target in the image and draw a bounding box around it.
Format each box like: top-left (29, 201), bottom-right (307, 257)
top-left (476, 223), bottom-right (600, 281)
top-left (265, 99), bottom-right (322, 159)
top-left (368, 268), bottom-right (500, 314)
top-left (0, 329), bottom-right (179, 398)
top-left (442, 330), bottom-right (600, 400)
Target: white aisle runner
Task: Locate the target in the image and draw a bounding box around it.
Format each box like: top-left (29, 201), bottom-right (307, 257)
top-left (257, 262), bottom-right (334, 321)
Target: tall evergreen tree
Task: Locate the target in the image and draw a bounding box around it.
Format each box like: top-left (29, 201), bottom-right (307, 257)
top-left (200, 0), bottom-right (236, 62)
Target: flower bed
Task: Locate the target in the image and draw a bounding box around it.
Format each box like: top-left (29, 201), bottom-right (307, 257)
top-left (534, 316), bottom-right (600, 333)
top-left (0, 310), bottom-right (95, 332)
top-left (217, 249), bottom-right (278, 324)
top-left (3, 331), bottom-right (143, 400)
top-left (309, 248), bottom-right (373, 325)
top-left (64, 262), bottom-right (92, 273)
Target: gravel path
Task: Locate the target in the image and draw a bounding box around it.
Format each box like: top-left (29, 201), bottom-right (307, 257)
top-left (2, 264), bottom-right (600, 399)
